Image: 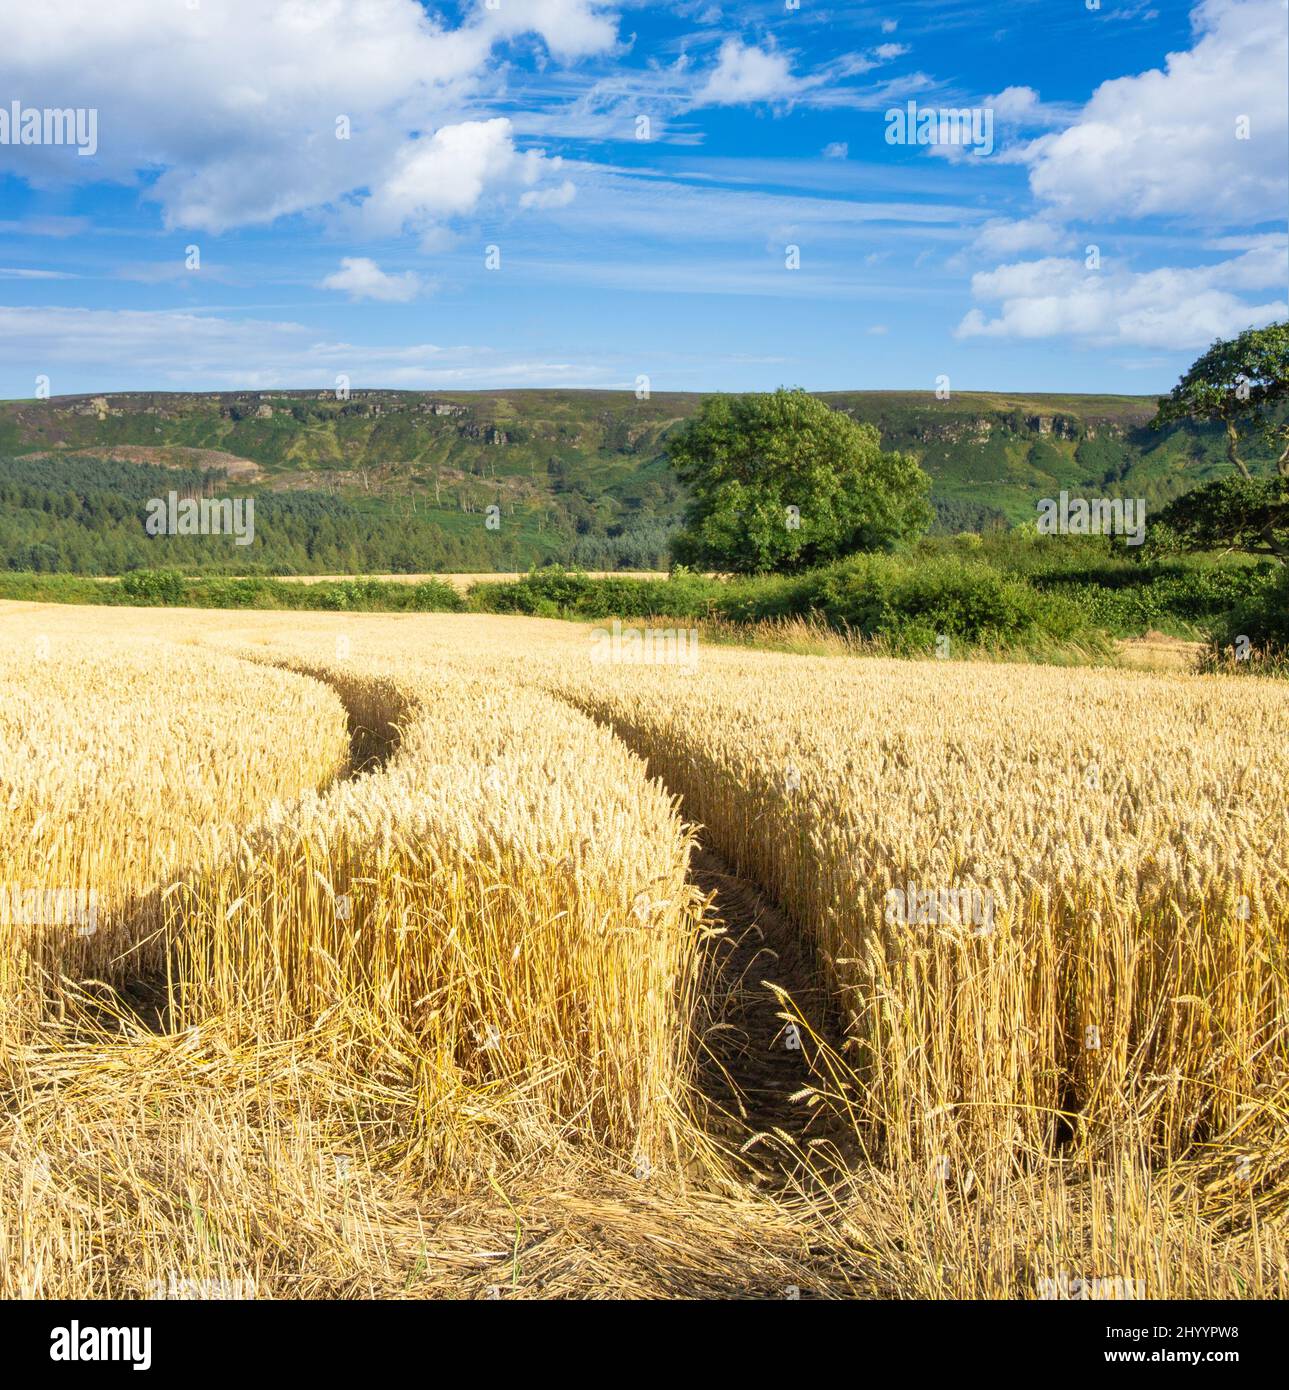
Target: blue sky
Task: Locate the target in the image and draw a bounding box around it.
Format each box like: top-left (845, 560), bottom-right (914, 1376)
top-left (0, 0), bottom-right (1285, 398)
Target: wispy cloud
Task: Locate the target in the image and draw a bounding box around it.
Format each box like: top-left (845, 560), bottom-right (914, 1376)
top-left (0, 267), bottom-right (80, 280)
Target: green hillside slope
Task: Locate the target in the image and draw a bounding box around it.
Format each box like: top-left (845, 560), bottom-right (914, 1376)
top-left (0, 388), bottom-right (1279, 574)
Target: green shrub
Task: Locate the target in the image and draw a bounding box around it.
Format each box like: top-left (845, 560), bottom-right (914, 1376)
top-left (1214, 565), bottom-right (1289, 649)
top-left (785, 555), bottom-right (1088, 647)
top-left (120, 569), bottom-right (187, 604)
top-left (467, 566), bottom-right (720, 620)
top-left (468, 557), bottom-right (1092, 651)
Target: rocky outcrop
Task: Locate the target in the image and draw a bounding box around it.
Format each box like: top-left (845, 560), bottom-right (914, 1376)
top-left (911, 417), bottom-right (997, 444)
top-left (1025, 415), bottom-right (1079, 440)
top-left (458, 423), bottom-right (509, 445)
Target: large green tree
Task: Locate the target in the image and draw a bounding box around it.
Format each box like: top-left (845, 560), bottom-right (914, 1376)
top-left (1152, 323), bottom-right (1289, 561)
top-left (667, 388), bottom-right (931, 574)
top-left (1152, 321), bottom-right (1289, 480)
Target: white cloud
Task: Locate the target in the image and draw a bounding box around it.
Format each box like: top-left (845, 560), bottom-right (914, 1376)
top-left (696, 39), bottom-right (798, 106)
top-left (822, 142), bottom-right (849, 159)
top-left (956, 240), bottom-right (1288, 348)
top-left (519, 179), bottom-right (577, 210)
top-left (0, 0), bottom-right (617, 233)
top-left (985, 85), bottom-right (1073, 129)
top-left (478, 0), bottom-right (619, 61)
top-left (320, 257), bottom-right (425, 302)
top-left (1018, 0), bottom-right (1288, 223)
top-left (359, 118), bottom-right (565, 236)
top-left (972, 216), bottom-right (1070, 256)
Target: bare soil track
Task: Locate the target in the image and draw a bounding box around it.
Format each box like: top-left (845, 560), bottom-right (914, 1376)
top-left (688, 843), bottom-right (852, 1190)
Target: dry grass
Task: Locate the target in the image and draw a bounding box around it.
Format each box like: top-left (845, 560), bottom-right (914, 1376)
top-left (1, 601), bottom-right (1286, 1299)
top-left (1115, 632), bottom-right (1205, 671)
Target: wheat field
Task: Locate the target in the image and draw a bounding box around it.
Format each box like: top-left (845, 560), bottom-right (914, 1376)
top-left (1, 600), bottom-right (1285, 1299)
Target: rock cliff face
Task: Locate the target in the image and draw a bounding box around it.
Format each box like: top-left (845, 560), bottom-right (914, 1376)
top-left (901, 413), bottom-right (1127, 446)
top-left (906, 418), bottom-right (996, 444)
top-left (13, 389), bottom-right (1153, 451)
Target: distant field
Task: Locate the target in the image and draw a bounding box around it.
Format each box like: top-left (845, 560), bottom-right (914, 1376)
top-left (276, 570), bottom-right (672, 592)
top-left (83, 569), bottom-right (678, 592)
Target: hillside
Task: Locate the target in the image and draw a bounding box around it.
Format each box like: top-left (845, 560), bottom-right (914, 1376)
top-left (0, 388), bottom-right (1277, 574)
